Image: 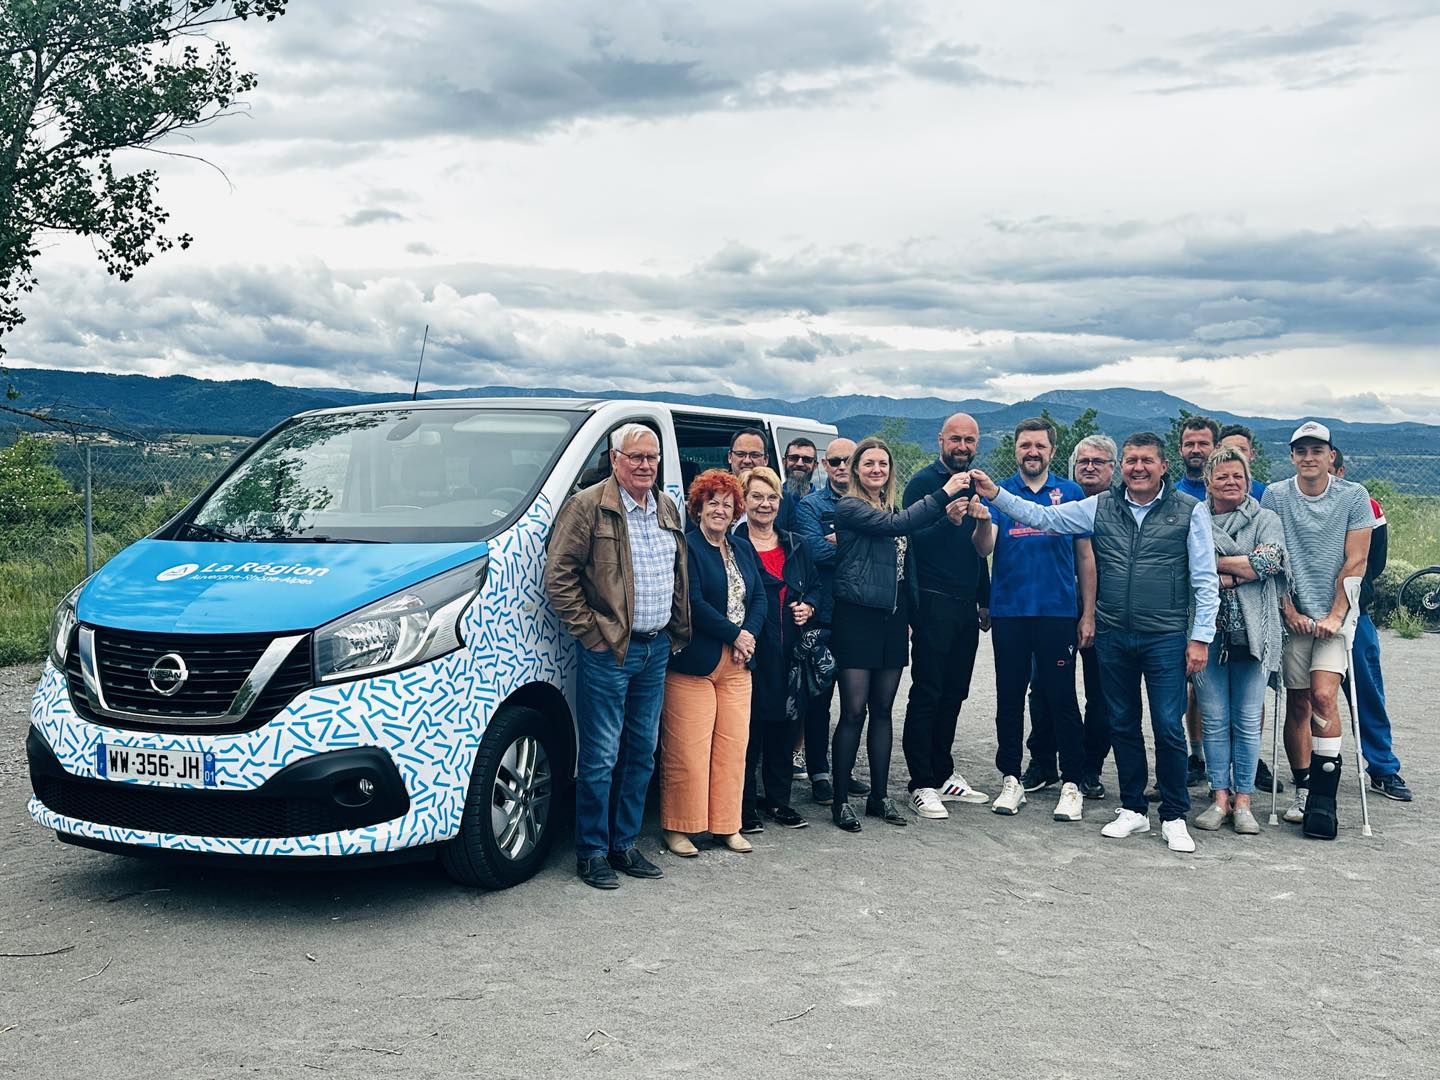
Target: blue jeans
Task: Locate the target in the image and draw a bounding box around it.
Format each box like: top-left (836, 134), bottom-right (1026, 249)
top-left (1094, 629), bottom-right (1190, 822)
top-left (1193, 640), bottom-right (1265, 794)
top-left (574, 634), bottom-right (670, 860)
top-left (1352, 613), bottom-right (1403, 778)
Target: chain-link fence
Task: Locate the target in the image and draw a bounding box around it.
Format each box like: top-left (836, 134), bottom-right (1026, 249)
top-left (0, 429), bottom-right (245, 663)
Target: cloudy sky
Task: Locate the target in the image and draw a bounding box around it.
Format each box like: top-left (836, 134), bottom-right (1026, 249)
top-left (11, 1), bottom-right (1440, 420)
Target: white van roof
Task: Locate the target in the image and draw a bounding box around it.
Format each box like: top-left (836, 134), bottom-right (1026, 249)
top-left (298, 396), bottom-right (834, 431)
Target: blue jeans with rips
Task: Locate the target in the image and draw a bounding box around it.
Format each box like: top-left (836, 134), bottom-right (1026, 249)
top-left (1193, 639), bottom-right (1266, 795)
top-left (1094, 629), bottom-right (1191, 822)
top-left (574, 633), bottom-right (670, 860)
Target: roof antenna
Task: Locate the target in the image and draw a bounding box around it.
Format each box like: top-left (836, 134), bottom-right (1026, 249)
top-left (411, 324), bottom-right (430, 401)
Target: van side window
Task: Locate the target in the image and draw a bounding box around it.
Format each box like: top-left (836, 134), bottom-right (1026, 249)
top-left (570, 420), bottom-right (663, 497)
top-left (671, 413), bottom-right (770, 495)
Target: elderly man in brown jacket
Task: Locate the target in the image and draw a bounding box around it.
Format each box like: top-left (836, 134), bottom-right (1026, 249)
top-left (544, 422), bottom-right (690, 889)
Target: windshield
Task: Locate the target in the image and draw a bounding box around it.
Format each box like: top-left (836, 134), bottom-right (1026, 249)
top-left (183, 408), bottom-right (582, 543)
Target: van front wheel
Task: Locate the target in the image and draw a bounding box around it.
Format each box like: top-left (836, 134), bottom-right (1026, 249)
top-left (440, 705), bottom-right (557, 889)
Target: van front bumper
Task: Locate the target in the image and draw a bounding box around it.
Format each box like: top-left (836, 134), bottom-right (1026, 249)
top-left (26, 656), bottom-right (487, 857)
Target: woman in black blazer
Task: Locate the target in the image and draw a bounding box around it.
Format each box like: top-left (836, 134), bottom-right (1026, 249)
top-left (830, 437), bottom-right (970, 832)
top-left (733, 467), bottom-right (820, 833)
top-left (659, 469), bottom-right (767, 857)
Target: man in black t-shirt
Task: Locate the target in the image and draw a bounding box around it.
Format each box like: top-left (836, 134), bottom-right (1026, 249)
top-left (901, 413), bottom-right (994, 818)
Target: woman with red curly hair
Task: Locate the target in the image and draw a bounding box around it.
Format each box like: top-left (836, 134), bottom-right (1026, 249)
top-left (659, 468), bottom-right (767, 857)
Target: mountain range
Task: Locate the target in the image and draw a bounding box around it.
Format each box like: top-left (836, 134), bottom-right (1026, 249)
top-left (5, 368), bottom-right (1438, 486)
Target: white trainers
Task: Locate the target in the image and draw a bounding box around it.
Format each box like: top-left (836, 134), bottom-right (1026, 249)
top-left (910, 788), bottom-right (949, 819)
top-left (1161, 818), bottom-right (1197, 853)
top-left (992, 775), bottom-right (1026, 815)
top-left (938, 772), bottom-right (989, 805)
top-left (1100, 807), bottom-right (1150, 838)
top-left (1053, 782), bottom-right (1083, 822)
top-left (1283, 789), bottom-right (1308, 824)
top-left (792, 750), bottom-right (808, 780)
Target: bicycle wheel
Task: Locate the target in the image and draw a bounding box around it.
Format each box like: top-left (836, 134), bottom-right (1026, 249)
top-left (1398, 566), bottom-right (1440, 633)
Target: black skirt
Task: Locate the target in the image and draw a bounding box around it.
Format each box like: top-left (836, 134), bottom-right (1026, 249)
top-left (830, 591), bottom-right (910, 671)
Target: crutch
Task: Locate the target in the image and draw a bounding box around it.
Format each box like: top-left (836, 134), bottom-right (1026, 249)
top-left (1340, 576), bottom-right (1373, 838)
top-left (1268, 674), bottom-right (1283, 826)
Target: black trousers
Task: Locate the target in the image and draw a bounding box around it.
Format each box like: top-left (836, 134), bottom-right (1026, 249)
top-left (903, 592), bottom-right (980, 791)
top-left (1028, 641), bottom-right (1111, 776)
top-left (993, 616), bottom-right (1084, 782)
top-left (744, 643), bottom-right (798, 812)
top-left (802, 630), bottom-right (835, 780)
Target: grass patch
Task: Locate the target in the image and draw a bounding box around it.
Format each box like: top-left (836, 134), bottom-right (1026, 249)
top-left (1389, 607), bottom-right (1425, 639)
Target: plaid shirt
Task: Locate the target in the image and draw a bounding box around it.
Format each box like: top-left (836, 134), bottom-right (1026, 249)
top-left (620, 486), bottom-right (677, 633)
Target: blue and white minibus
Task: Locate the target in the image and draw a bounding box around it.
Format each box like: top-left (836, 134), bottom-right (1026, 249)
top-left (27, 398), bottom-right (835, 887)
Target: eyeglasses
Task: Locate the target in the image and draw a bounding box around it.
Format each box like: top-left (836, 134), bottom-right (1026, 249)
top-left (785, 454), bottom-right (816, 465)
top-left (826, 456), bottom-right (849, 467)
top-left (614, 450), bottom-right (660, 466)
top-left (1074, 458), bottom-right (1114, 468)
top-left (730, 450), bottom-right (766, 462)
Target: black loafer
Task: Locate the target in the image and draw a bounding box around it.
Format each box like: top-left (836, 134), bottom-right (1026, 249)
top-left (764, 805), bottom-right (809, 829)
top-left (865, 797), bottom-right (908, 826)
top-left (607, 847), bottom-right (663, 879)
top-left (832, 803), bottom-right (862, 832)
top-left (811, 778), bottom-right (834, 806)
top-left (1080, 773), bottom-right (1106, 800)
top-left (849, 776), bottom-right (871, 797)
top-left (578, 855), bottom-right (621, 889)
top-left (1254, 758), bottom-right (1285, 794)
top-left (739, 812), bottom-right (765, 834)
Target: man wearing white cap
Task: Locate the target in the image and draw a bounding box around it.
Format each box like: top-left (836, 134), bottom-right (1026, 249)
top-left (1261, 421), bottom-right (1375, 839)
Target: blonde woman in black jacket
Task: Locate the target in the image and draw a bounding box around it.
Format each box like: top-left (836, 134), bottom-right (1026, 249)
top-left (830, 436), bottom-right (972, 832)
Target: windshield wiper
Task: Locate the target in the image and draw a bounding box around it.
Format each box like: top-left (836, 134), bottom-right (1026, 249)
top-left (262, 535), bottom-right (384, 544)
top-left (183, 521), bottom-right (246, 543)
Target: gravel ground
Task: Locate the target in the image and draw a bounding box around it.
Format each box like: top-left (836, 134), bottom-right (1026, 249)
top-left (1, 632), bottom-right (1437, 1079)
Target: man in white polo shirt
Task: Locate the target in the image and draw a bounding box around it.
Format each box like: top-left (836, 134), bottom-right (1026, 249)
top-left (1261, 421), bottom-right (1374, 840)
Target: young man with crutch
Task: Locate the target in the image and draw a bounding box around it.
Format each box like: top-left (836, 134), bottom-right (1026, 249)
top-left (1261, 422), bottom-right (1375, 839)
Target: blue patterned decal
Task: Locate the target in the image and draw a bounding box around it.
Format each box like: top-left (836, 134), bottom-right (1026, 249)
top-left (28, 492), bottom-right (577, 857)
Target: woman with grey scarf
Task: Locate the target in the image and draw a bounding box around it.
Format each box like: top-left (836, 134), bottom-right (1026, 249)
top-left (1192, 446), bottom-right (1287, 835)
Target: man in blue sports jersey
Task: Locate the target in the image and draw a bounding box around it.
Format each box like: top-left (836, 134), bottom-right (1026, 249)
top-left (984, 418), bottom-right (1097, 822)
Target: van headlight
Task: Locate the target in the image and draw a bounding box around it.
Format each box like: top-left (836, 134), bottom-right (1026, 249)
top-left (313, 560), bottom-right (487, 683)
top-left (49, 581), bottom-right (86, 668)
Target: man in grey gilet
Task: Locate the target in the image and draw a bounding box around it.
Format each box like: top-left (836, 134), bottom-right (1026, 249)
top-left (970, 432), bottom-right (1219, 853)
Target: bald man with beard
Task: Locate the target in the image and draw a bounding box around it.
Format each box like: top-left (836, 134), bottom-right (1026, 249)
top-left (901, 413), bottom-right (994, 818)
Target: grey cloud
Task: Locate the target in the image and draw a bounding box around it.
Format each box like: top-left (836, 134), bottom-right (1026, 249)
top-left (199, 0), bottom-right (912, 146)
top-left (10, 220), bottom-right (1438, 415)
top-left (406, 242), bottom-right (437, 256)
top-left (904, 42), bottom-right (1023, 87)
top-left (1121, 9), bottom-right (1431, 94)
top-left (344, 208), bottom-right (408, 226)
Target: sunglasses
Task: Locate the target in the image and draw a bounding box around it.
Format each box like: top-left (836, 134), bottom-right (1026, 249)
top-left (785, 454), bottom-right (816, 465)
top-left (826, 456), bottom-right (849, 467)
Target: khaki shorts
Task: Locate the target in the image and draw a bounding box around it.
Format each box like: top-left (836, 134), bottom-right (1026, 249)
top-left (1282, 633), bottom-right (1348, 690)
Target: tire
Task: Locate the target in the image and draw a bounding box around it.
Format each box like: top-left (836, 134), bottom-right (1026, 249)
top-left (1397, 567), bottom-right (1440, 633)
top-left (440, 705), bottom-right (559, 889)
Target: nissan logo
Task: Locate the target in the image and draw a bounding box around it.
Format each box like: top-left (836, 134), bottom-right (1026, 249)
top-left (146, 653), bottom-right (189, 697)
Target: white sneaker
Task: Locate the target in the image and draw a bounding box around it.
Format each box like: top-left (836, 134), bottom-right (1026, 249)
top-left (1100, 808), bottom-right (1150, 838)
top-left (1283, 789), bottom-right (1308, 824)
top-left (1053, 782), bottom-right (1083, 822)
top-left (792, 750), bottom-right (808, 779)
top-left (992, 775), bottom-right (1026, 815)
top-left (938, 771), bottom-right (989, 805)
top-left (1161, 818), bottom-right (1197, 853)
top-left (910, 788), bottom-right (948, 819)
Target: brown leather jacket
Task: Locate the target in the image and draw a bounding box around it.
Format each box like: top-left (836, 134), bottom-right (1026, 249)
top-left (543, 475), bottom-right (691, 664)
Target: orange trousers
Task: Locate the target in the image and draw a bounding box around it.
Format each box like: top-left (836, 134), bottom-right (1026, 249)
top-left (660, 655), bottom-right (752, 834)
